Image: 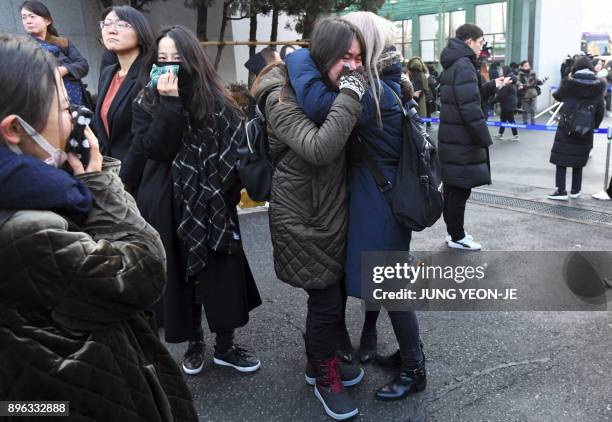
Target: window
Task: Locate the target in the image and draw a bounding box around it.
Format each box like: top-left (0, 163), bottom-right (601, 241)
top-left (393, 19), bottom-right (412, 59)
top-left (476, 2), bottom-right (507, 61)
top-left (444, 10), bottom-right (466, 42)
top-left (419, 11), bottom-right (465, 62)
top-left (419, 14), bottom-right (439, 62)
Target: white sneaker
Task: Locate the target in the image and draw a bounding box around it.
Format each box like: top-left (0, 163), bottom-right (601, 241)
top-left (494, 133), bottom-right (504, 140)
top-left (569, 191), bottom-right (581, 199)
top-left (447, 236), bottom-right (482, 251)
top-left (511, 135), bottom-right (520, 141)
top-left (592, 191), bottom-right (611, 201)
top-left (547, 189), bottom-right (568, 200)
top-left (446, 233), bottom-right (473, 242)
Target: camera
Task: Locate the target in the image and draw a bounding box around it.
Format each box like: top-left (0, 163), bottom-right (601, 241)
top-left (67, 105), bottom-right (93, 167)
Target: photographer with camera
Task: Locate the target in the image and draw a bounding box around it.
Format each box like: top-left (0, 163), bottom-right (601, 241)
top-left (0, 34), bottom-right (197, 422)
top-left (517, 60), bottom-right (544, 125)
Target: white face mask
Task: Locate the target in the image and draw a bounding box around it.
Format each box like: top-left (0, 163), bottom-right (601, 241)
top-left (7, 116), bottom-right (68, 168)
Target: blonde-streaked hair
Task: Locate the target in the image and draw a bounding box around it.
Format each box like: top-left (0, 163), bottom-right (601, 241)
top-left (343, 11), bottom-right (395, 127)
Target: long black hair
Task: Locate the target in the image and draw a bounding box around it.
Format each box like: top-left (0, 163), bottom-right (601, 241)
top-left (101, 6), bottom-right (154, 57)
top-left (571, 56), bottom-right (594, 73)
top-left (20, 1), bottom-right (59, 37)
top-left (0, 34), bottom-right (58, 140)
top-left (143, 25), bottom-right (241, 124)
top-left (309, 17), bottom-right (366, 88)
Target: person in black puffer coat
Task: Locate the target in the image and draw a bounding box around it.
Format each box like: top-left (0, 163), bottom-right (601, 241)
top-left (493, 66), bottom-right (519, 140)
top-left (548, 57), bottom-right (606, 200)
top-left (438, 23), bottom-right (498, 251)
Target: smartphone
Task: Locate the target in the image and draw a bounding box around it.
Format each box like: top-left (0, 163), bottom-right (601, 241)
top-left (67, 105), bottom-right (93, 167)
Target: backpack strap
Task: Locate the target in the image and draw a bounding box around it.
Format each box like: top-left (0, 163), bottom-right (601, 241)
top-left (352, 136), bottom-right (393, 196)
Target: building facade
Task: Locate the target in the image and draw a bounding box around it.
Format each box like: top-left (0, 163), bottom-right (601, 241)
top-left (377, 0), bottom-right (583, 109)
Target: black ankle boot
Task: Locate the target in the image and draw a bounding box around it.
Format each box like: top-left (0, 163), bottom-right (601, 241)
top-left (375, 363), bottom-right (426, 401)
top-left (358, 330), bottom-right (377, 364)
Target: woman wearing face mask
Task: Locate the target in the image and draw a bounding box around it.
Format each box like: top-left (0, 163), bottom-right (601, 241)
top-left (0, 34), bottom-right (198, 422)
top-left (252, 17), bottom-right (368, 420)
top-left (20, 1), bottom-right (89, 106)
top-left (285, 11), bottom-right (427, 402)
top-left (91, 5), bottom-right (154, 193)
top-left (131, 25), bottom-right (262, 377)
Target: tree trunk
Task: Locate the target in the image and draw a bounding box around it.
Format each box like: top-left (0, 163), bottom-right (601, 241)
top-left (248, 7), bottom-right (257, 59)
top-left (196, 3), bottom-right (208, 40)
top-left (301, 9), bottom-right (318, 39)
top-left (214, 1), bottom-right (230, 70)
top-left (269, 5), bottom-right (279, 46)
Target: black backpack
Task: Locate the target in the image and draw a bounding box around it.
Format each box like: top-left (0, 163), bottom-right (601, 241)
top-left (236, 99), bottom-right (272, 202)
top-left (563, 100), bottom-right (596, 138)
top-left (354, 93), bottom-right (443, 232)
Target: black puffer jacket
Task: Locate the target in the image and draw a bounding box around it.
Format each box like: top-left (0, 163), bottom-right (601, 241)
top-left (253, 66), bottom-right (362, 290)
top-left (438, 38), bottom-right (494, 189)
top-left (550, 69), bottom-right (606, 168)
top-left (0, 158), bottom-right (197, 422)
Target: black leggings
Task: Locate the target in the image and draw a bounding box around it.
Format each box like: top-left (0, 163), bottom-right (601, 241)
top-left (361, 309), bottom-right (423, 367)
top-left (305, 282), bottom-right (343, 360)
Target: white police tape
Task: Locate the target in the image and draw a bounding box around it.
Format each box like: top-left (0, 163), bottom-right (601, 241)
top-left (420, 117), bottom-right (609, 134)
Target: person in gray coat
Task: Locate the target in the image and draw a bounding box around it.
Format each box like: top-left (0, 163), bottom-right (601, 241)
top-left (252, 17), bottom-right (368, 421)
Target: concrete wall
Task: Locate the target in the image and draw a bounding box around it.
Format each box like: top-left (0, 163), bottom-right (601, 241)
top-left (533, 0), bottom-right (583, 110)
top-left (0, 0), bottom-right (300, 93)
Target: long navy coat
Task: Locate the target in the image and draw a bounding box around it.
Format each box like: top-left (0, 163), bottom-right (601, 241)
top-left (285, 48), bottom-right (412, 298)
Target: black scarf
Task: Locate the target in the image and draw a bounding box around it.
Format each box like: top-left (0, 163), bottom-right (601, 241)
top-left (172, 104), bottom-right (244, 277)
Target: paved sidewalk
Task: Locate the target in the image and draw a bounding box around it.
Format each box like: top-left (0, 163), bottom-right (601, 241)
top-left (164, 201), bottom-right (612, 421)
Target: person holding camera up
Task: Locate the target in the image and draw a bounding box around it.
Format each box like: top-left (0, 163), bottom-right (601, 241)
top-left (493, 66), bottom-right (520, 141)
top-left (0, 34), bottom-right (197, 422)
top-left (517, 60), bottom-right (544, 125)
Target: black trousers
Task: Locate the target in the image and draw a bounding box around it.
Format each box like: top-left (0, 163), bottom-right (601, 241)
top-left (443, 184), bottom-right (472, 242)
top-left (499, 110), bottom-right (518, 136)
top-left (305, 282), bottom-right (343, 360)
top-left (192, 304), bottom-right (234, 353)
top-left (555, 166), bottom-right (583, 194)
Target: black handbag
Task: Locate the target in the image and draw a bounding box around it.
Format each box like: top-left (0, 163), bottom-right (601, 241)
top-left (354, 93), bottom-right (443, 232)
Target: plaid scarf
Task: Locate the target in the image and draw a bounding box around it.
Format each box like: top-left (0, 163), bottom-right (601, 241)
top-left (172, 105), bottom-right (244, 277)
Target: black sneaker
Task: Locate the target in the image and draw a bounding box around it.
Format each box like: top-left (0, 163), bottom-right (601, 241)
top-left (313, 356), bottom-right (358, 420)
top-left (305, 361), bottom-right (364, 387)
top-left (213, 345), bottom-right (261, 373)
top-left (182, 339), bottom-right (205, 375)
top-left (547, 189), bottom-right (568, 200)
